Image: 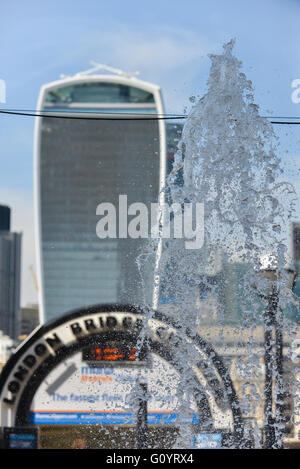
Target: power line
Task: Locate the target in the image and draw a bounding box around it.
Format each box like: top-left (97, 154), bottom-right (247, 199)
top-left (0, 109), bottom-right (185, 121)
top-left (0, 108), bottom-right (300, 124)
top-left (0, 108), bottom-right (185, 117)
top-left (269, 121), bottom-right (300, 125)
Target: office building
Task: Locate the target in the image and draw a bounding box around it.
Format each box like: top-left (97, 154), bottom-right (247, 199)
top-left (34, 64), bottom-right (166, 322)
top-left (0, 205), bottom-right (22, 339)
top-left (18, 303), bottom-right (39, 338)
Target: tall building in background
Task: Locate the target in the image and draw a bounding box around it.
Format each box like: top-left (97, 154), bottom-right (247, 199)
top-left (166, 122), bottom-right (183, 177)
top-left (0, 205), bottom-right (10, 231)
top-left (18, 303), bottom-right (39, 338)
top-left (0, 205), bottom-right (22, 339)
top-left (35, 64), bottom-right (166, 323)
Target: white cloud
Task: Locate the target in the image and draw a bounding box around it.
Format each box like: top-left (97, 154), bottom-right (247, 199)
top-left (59, 25), bottom-right (217, 113)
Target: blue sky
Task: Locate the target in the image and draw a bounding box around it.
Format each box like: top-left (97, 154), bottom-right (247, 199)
top-left (1, 0), bottom-right (300, 306)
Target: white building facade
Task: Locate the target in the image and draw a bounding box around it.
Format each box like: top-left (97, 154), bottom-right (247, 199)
top-left (34, 65), bottom-right (166, 323)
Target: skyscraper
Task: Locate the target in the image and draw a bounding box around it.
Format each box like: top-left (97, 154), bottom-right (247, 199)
top-left (34, 65), bottom-right (166, 323)
top-left (0, 205), bottom-right (22, 339)
top-left (0, 205), bottom-right (10, 231)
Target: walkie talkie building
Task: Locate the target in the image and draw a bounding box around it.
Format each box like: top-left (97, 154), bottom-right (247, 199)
top-left (34, 65), bottom-right (166, 323)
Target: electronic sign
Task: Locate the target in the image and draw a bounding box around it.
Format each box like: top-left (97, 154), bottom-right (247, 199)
top-left (82, 341), bottom-right (147, 365)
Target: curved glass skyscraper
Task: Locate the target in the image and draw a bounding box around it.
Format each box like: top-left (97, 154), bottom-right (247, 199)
top-left (34, 66), bottom-right (166, 323)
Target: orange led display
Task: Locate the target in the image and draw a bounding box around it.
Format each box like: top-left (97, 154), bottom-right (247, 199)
top-left (85, 346), bottom-right (138, 362)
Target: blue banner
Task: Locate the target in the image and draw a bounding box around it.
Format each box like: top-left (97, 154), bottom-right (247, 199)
top-left (28, 411), bottom-right (200, 425)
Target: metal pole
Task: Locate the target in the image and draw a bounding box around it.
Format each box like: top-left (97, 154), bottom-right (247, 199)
top-left (260, 267), bottom-right (295, 448)
top-left (263, 296), bottom-right (275, 449)
top-left (263, 286), bottom-right (284, 449)
top-left (274, 305), bottom-right (284, 449)
top-left (136, 381), bottom-right (148, 449)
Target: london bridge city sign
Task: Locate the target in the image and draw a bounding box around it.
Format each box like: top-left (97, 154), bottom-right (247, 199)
top-left (0, 304), bottom-right (243, 438)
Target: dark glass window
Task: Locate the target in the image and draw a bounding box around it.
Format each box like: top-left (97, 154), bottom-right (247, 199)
top-left (40, 116), bottom-right (160, 320)
top-left (45, 82), bottom-right (155, 104)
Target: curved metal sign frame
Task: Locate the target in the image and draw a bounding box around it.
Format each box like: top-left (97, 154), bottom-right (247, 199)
top-left (0, 304), bottom-right (244, 441)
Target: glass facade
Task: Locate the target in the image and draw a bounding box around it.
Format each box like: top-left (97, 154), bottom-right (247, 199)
top-left (38, 80), bottom-right (162, 322)
top-left (0, 231), bottom-right (21, 339)
top-left (45, 82), bottom-right (155, 104)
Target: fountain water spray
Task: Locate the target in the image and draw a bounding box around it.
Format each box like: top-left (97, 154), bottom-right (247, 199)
top-left (137, 39), bottom-right (298, 449)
